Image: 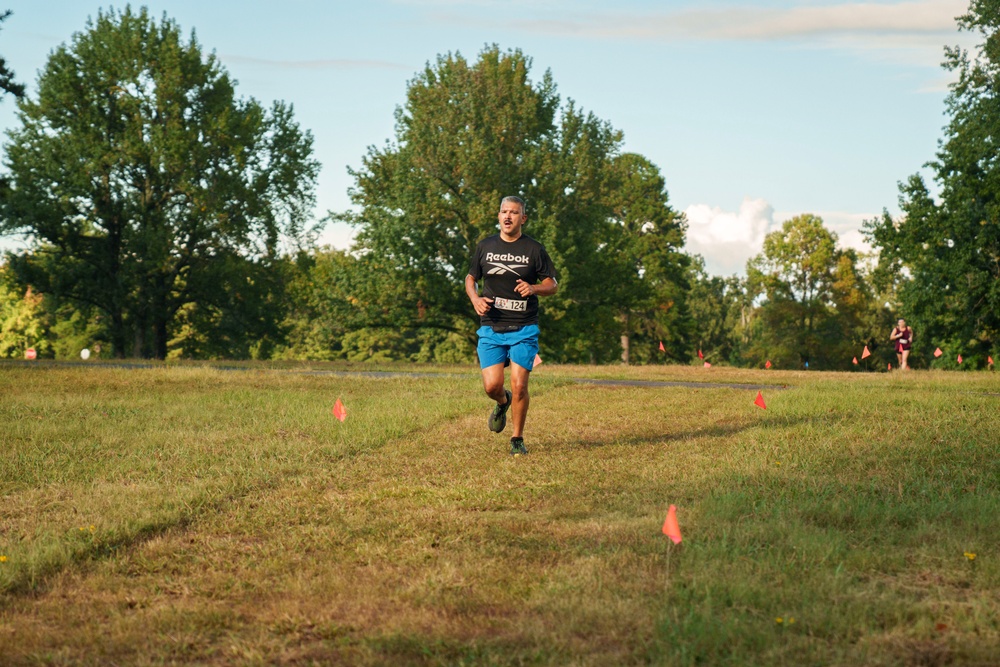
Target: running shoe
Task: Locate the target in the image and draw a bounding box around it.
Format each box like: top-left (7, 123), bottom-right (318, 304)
top-left (510, 437), bottom-right (528, 456)
top-left (488, 390), bottom-right (512, 433)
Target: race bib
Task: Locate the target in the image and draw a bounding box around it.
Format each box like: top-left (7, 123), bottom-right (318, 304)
top-left (494, 297), bottom-right (528, 312)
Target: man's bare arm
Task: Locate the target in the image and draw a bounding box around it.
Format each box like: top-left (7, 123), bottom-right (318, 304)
top-left (466, 274), bottom-right (493, 316)
top-left (514, 277), bottom-right (558, 298)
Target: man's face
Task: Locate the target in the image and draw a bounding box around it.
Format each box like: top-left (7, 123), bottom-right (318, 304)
top-left (498, 201), bottom-right (525, 237)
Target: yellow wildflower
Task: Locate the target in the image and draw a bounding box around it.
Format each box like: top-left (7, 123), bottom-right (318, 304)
top-left (775, 617), bottom-right (783, 624)
top-left (0, 555), bottom-right (7, 562)
top-left (964, 552), bottom-right (977, 561)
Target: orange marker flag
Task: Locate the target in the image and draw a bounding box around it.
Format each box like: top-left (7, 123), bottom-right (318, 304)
top-left (888, 363), bottom-right (892, 371)
top-left (957, 354), bottom-right (963, 364)
top-left (765, 359), bottom-right (772, 369)
top-left (332, 398), bottom-right (347, 422)
top-left (934, 347), bottom-right (943, 358)
top-left (533, 353), bottom-right (543, 367)
top-left (754, 391), bottom-right (766, 410)
top-left (861, 345), bottom-right (871, 359)
top-left (989, 356), bottom-right (994, 366)
top-left (697, 349), bottom-right (704, 360)
top-left (662, 505), bottom-right (682, 544)
top-left (703, 361), bottom-right (711, 368)
top-left (659, 341), bottom-right (665, 352)
top-left (852, 357), bottom-right (858, 365)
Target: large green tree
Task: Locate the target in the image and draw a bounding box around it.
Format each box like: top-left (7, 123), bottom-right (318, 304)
top-left (0, 6), bottom-right (318, 359)
top-left (603, 153), bottom-right (690, 363)
top-left (335, 45), bottom-right (688, 363)
top-left (747, 214), bottom-right (873, 369)
top-left (865, 0), bottom-right (1000, 366)
top-left (686, 256), bottom-right (747, 365)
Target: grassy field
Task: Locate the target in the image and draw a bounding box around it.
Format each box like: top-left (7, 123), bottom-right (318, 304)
top-left (1, 361), bottom-right (998, 665)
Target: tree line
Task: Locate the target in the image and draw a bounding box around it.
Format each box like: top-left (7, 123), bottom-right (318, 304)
top-left (1, 4), bottom-right (997, 369)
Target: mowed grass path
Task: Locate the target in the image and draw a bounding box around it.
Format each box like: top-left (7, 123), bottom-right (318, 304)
top-left (1, 363), bottom-right (998, 665)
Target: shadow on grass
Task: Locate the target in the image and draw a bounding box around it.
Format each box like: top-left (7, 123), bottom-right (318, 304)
top-left (570, 414), bottom-right (826, 450)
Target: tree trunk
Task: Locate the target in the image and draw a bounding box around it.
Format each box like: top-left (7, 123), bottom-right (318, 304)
top-left (621, 333), bottom-right (630, 365)
top-left (111, 311), bottom-right (128, 359)
top-left (152, 276), bottom-right (169, 360)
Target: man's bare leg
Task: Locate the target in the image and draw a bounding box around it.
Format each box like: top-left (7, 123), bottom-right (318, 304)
top-left (481, 363), bottom-right (507, 403)
top-left (510, 362), bottom-right (530, 438)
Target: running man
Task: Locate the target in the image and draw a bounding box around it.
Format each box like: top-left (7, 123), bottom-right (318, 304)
top-left (465, 196), bottom-right (558, 455)
top-left (890, 318), bottom-right (914, 370)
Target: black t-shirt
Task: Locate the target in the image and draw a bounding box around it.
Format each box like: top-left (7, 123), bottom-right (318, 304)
top-left (468, 233), bottom-right (558, 328)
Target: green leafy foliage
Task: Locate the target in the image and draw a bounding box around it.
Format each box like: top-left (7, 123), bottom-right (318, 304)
top-left (0, 10), bottom-right (25, 100)
top-left (687, 256), bottom-right (748, 365)
top-left (747, 215), bottom-right (880, 369)
top-left (865, 0), bottom-right (1000, 368)
top-left (332, 45), bottom-right (689, 363)
top-left (0, 6), bottom-right (319, 359)
top-left (0, 268), bottom-right (48, 358)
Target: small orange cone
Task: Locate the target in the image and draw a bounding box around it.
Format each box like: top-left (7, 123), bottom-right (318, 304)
top-left (332, 398), bottom-right (347, 422)
top-left (754, 391), bottom-right (766, 410)
top-left (765, 360), bottom-right (772, 369)
top-left (533, 353), bottom-right (543, 367)
top-left (934, 347), bottom-right (943, 358)
top-left (659, 341), bottom-right (665, 352)
top-left (852, 357), bottom-right (858, 365)
top-left (862, 346), bottom-right (871, 359)
top-left (662, 505), bottom-right (682, 544)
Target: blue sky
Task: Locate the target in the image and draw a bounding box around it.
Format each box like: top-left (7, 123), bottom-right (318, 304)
top-left (0, 1), bottom-right (975, 274)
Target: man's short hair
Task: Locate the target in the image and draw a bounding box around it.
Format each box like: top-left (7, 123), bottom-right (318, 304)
top-left (500, 195), bottom-right (526, 215)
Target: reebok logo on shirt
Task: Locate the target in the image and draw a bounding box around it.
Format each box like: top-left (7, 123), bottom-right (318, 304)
top-left (485, 251), bottom-right (529, 276)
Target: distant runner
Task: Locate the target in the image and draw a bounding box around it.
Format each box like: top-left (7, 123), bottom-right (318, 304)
top-left (890, 318), bottom-right (914, 370)
top-left (465, 196), bottom-right (558, 456)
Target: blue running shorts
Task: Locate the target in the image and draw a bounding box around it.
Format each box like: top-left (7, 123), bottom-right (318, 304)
top-left (477, 324), bottom-right (540, 371)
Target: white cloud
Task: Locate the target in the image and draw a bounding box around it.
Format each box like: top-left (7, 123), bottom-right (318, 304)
top-left (684, 197), bottom-right (778, 275)
top-left (508, 1), bottom-right (967, 41)
top-left (453, 1), bottom-right (976, 71)
top-left (685, 200), bottom-right (877, 275)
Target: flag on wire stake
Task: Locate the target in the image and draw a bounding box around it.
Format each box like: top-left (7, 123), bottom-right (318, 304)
top-left (754, 391), bottom-right (767, 410)
top-left (934, 347), bottom-right (943, 358)
top-left (765, 360), bottom-right (772, 369)
top-left (533, 353), bottom-right (543, 367)
top-left (862, 345), bottom-right (871, 359)
top-left (662, 505), bottom-right (682, 544)
top-left (332, 398), bottom-right (347, 422)
top-left (659, 341), bottom-right (665, 352)
top-left (852, 357), bottom-right (858, 365)
top-left (697, 349), bottom-right (704, 360)
top-left (957, 354), bottom-right (963, 364)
